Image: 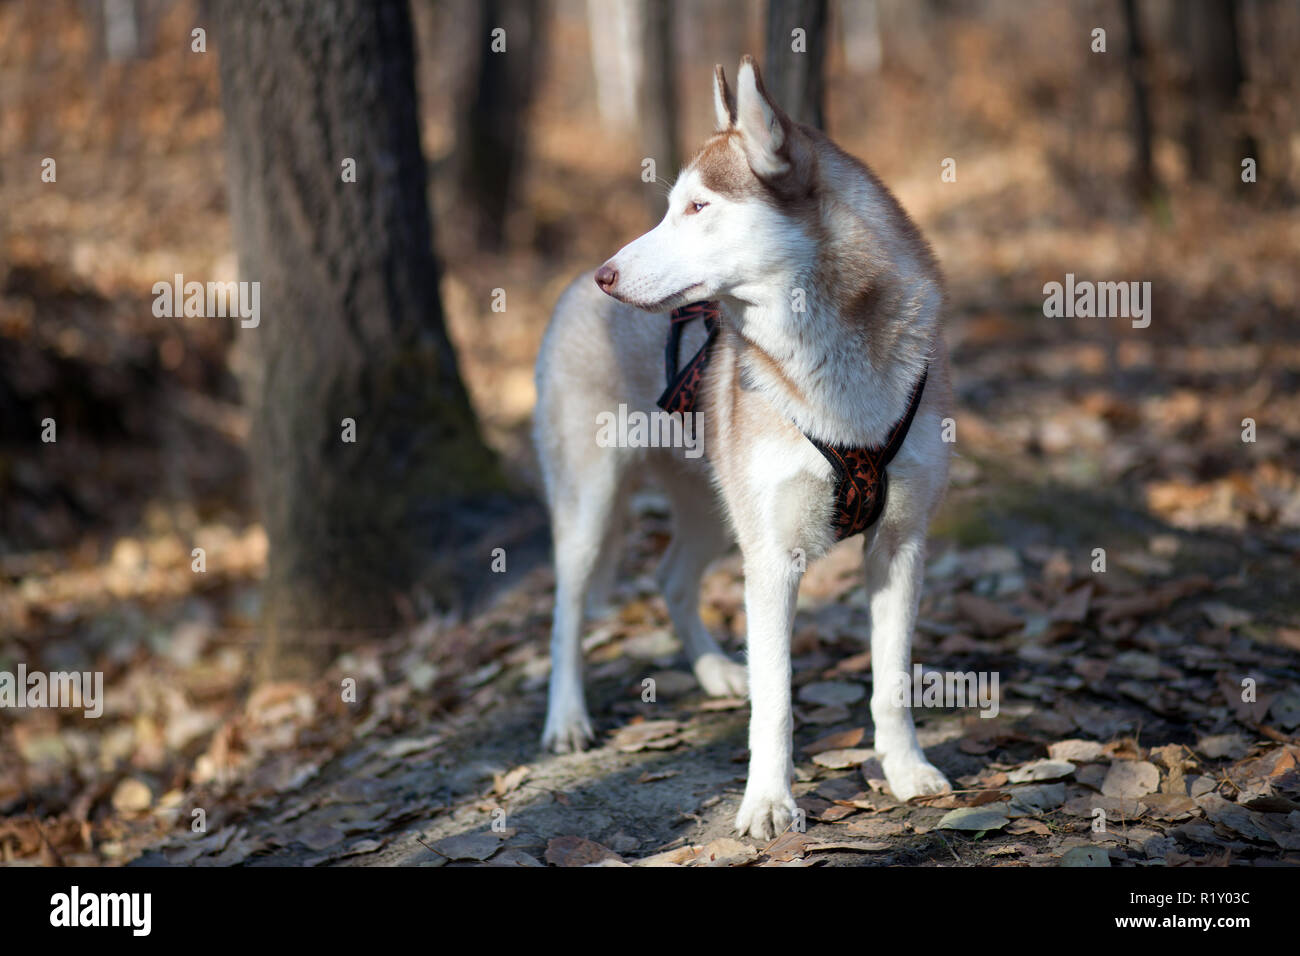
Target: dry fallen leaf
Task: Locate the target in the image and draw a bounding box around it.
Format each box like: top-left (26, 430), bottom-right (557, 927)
top-left (1197, 734), bottom-right (1249, 760)
top-left (297, 825), bottom-right (346, 852)
top-left (695, 837), bottom-right (758, 866)
top-left (636, 845), bottom-right (701, 867)
top-left (804, 727), bottom-right (866, 755)
top-left (545, 835), bottom-right (622, 867)
top-left (430, 831), bottom-right (503, 862)
top-left (763, 830), bottom-right (818, 862)
top-left (841, 818), bottom-right (906, 838)
top-left (812, 748), bottom-right (874, 770)
top-left (937, 806), bottom-right (1010, 831)
top-left (952, 593), bottom-right (1022, 637)
top-left (1101, 760), bottom-right (1161, 799)
top-left (1048, 584), bottom-right (1093, 623)
top-left (1048, 739), bottom-right (1106, 763)
top-left (493, 765), bottom-right (530, 796)
top-left (610, 720), bottom-right (684, 753)
top-left (1006, 818), bottom-right (1052, 836)
top-left (110, 778), bottom-right (153, 816)
top-left (1007, 759), bottom-right (1076, 783)
top-left (1060, 846), bottom-right (1110, 866)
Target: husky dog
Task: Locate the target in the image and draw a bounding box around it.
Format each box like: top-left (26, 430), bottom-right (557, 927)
top-left (533, 57), bottom-right (953, 839)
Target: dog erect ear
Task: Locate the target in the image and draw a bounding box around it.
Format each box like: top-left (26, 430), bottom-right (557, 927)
top-left (734, 56), bottom-right (791, 179)
top-left (712, 64), bottom-right (737, 131)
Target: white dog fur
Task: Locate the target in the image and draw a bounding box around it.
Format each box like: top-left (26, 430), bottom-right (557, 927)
top-left (533, 57), bottom-right (954, 839)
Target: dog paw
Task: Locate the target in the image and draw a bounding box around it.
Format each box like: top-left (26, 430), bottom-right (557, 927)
top-left (693, 653), bottom-right (749, 698)
top-left (882, 754), bottom-right (951, 802)
top-left (541, 711), bottom-right (594, 754)
top-left (734, 787), bottom-right (798, 841)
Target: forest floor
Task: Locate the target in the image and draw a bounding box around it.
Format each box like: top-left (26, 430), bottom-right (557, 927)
top-left (2, 0), bottom-right (1299, 867)
top-left (126, 503), bottom-right (1300, 868)
top-left (9, 280), bottom-right (1299, 866)
top-left (108, 431), bottom-right (1300, 868)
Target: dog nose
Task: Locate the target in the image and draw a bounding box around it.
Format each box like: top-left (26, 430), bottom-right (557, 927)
top-left (594, 264), bottom-right (618, 293)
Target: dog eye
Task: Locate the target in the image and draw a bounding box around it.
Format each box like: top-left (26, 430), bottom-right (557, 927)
top-left (686, 201), bottom-right (709, 215)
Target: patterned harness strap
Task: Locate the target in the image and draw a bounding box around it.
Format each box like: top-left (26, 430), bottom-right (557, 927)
top-left (805, 367), bottom-right (928, 539)
top-left (655, 301), bottom-right (928, 541)
top-left (656, 301), bottom-right (720, 417)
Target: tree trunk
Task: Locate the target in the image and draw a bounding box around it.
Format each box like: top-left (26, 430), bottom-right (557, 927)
top-left (764, 0), bottom-right (827, 130)
top-left (1179, 0), bottom-right (1254, 184)
top-left (1121, 0), bottom-right (1156, 201)
top-left (587, 0), bottom-right (643, 134)
top-left (102, 0), bottom-right (141, 60)
top-left (641, 0), bottom-right (679, 221)
top-left (838, 0), bottom-right (881, 75)
top-left (454, 0), bottom-right (546, 250)
top-left (215, 0), bottom-right (503, 680)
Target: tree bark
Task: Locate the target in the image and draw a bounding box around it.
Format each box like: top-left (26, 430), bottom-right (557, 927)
top-left (587, 0), bottom-right (642, 134)
top-left (1122, 0), bottom-right (1156, 201)
top-left (839, 0), bottom-right (881, 74)
top-left (641, 0), bottom-right (679, 221)
top-left (215, 0), bottom-right (504, 680)
top-left (764, 0), bottom-right (827, 130)
top-left (1179, 0), bottom-right (1254, 184)
top-left (454, 0), bottom-right (546, 250)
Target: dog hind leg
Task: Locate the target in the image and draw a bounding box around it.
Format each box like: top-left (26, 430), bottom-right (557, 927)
top-left (654, 467), bottom-right (747, 697)
top-left (584, 516), bottom-right (624, 619)
top-left (541, 454), bottom-right (628, 753)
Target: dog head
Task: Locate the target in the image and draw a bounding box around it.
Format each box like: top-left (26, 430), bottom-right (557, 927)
top-left (595, 56), bottom-right (819, 312)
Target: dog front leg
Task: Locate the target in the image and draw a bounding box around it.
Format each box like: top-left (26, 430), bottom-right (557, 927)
top-left (734, 551), bottom-right (801, 840)
top-left (866, 534), bottom-right (951, 800)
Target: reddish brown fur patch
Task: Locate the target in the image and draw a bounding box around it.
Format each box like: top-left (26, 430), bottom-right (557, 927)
top-left (692, 131), bottom-right (761, 200)
top-left (810, 128), bottom-right (940, 277)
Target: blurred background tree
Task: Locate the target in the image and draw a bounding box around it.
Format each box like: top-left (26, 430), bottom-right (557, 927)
top-left (1121, 0), bottom-right (1156, 201)
top-left (764, 0), bottom-right (827, 129)
top-left (1176, 0), bottom-right (1256, 187)
top-left (452, 0), bottom-right (547, 250)
top-left (640, 0), bottom-right (680, 219)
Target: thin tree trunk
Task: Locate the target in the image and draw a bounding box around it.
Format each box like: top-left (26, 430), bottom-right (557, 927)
top-left (455, 0), bottom-right (545, 250)
top-left (839, 0), bottom-right (881, 74)
top-left (1122, 0), bottom-right (1156, 201)
top-left (215, 0), bottom-right (503, 680)
top-left (641, 0), bottom-right (679, 221)
top-left (588, 0), bottom-right (642, 133)
top-left (102, 0), bottom-right (141, 60)
top-left (1180, 0), bottom-right (1254, 183)
top-left (764, 0), bottom-right (827, 129)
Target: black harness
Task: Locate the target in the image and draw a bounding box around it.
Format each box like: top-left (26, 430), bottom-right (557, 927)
top-left (655, 301), bottom-right (928, 540)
